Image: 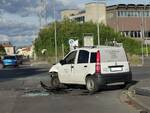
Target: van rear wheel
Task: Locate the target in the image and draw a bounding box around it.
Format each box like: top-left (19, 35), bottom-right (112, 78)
top-left (86, 76), bottom-right (99, 93)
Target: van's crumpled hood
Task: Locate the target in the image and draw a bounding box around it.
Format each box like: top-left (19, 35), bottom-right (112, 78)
top-left (49, 63), bottom-right (61, 73)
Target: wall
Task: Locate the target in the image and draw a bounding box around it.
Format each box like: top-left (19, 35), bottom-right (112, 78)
top-left (85, 2), bottom-right (106, 24)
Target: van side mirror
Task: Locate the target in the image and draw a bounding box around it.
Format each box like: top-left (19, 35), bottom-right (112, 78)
top-left (60, 60), bottom-right (65, 65)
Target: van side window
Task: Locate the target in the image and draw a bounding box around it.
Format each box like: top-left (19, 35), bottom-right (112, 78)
top-left (90, 52), bottom-right (96, 63)
top-left (64, 51), bottom-right (77, 64)
top-left (77, 50), bottom-right (89, 63)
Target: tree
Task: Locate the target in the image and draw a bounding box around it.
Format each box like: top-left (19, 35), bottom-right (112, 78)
top-left (34, 19), bottom-right (141, 58)
top-left (0, 45), bottom-right (6, 57)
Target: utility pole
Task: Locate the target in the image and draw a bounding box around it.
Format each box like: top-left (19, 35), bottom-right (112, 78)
top-left (37, 0), bottom-right (43, 28)
top-left (0, 10), bottom-right (3, 22)
top-left (97, 21), bottom-right (100, 46)
top-left (53, 0), bottom-right (58, 62)
top-left (144, 4), bottom-right (149, 56)
top-left (141, 11), bottom-right (144, 66)
top-left (38, 0), bottom-right (48, 27)
top-left (96, 0), bottom-right (100, 46)
top-left (43, 0), bottom-right (48, 25)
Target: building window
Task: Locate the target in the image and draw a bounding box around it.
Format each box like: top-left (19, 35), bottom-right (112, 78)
top-left (74, 16), bottom-right (85, 23)
top-left (117, 10), bottom-right (150, 17)
top-left (148, 32), bottom-right (150, 37)
top-left (117, 11), bottom-right (120, 16)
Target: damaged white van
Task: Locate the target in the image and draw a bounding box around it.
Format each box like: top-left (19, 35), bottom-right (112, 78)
top-left (49, 46), bottom-right (132, 93)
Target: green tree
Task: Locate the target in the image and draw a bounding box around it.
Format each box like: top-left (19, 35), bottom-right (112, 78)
top-left (0, 45), bottom-right (6, 57)
top-left (34, 19), bottom-right (141, 59)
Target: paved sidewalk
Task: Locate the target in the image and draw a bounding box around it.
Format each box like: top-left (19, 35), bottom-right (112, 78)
top-left (30, 61), bottom-right (52, 68)
top-left (127, 79), bottom-right (150, 113)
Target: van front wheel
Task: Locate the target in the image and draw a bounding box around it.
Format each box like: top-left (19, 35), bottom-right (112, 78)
top-left (50, 75), bottom-right (60, 88)
top-left (86, 76), bottom-right (99, 93)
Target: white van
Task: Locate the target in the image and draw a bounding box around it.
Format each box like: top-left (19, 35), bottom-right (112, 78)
top-left (49, 46), bottom-right (132, 92)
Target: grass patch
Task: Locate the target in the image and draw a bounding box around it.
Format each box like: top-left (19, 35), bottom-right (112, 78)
top-left (127, 54), bottom-right (141, 66)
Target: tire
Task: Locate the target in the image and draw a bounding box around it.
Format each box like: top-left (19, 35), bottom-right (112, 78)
top-left (14, 65), bottom-right (19, 68)
top-left (124, 73), bottom-right (132, 87)
top-left (50, 74), bottom-right (61, 88)
top-left (86, 76), bottom-right (99, 93)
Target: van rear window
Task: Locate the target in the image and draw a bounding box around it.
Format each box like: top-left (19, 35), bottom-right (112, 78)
top-left (90, 52), bottom-right (96, 63)
top-left (4, 56), bottom-right (16, 59)
top-left (101, 49), bottom-right (127, 62)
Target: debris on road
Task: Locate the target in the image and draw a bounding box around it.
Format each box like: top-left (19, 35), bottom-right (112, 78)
top-left (40, 81), bottom-right (95, 95)
top-left (40, 81), bottom-right (69, 94)
top-left (23, 89), bottom-right (49, 97)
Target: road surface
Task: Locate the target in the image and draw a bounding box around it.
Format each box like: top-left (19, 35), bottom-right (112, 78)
top-left (0, 64), bottom-right (149, 113)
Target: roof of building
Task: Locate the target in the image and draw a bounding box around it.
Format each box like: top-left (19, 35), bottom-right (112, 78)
top-left (86, 1), bottom-right (106, 5)
top-left (0, 41), bottom-right (14, 47)
top-left (107, 4), bottom-right (150, 10)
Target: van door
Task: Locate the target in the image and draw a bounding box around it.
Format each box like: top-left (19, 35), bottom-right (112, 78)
top-left (58, 50), bottom-right (77, 83)
top-left (73, 50), bottom-right (89, 84)
top-left (100, 47), bottom-right (129, 74)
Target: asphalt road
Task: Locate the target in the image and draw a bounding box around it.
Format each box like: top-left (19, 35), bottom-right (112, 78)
top-left (132, 66), bottom-right (150, 81)
top-left (0, 64), bottom-right (149, 113)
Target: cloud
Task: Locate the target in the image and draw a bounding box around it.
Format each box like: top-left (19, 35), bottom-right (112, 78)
top-left (0, 19), bottom-right (38, 37)
top-left (0, 0), bottom-right (77, 47)
top-left (0, 34), bottom-right (37, 46)
top-left (57, 0), bottom-right (73, 6)
top-left (0, 34), bottom-right (9, 42)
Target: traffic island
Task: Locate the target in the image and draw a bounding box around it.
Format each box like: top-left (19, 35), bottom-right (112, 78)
top-left (121, 80), bottom-right (150, 113)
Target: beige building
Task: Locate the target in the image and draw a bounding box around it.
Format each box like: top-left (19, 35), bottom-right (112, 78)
top-left (2, 42), bottom-right (15, 55)
top-left (16, 46), bottom-right (33, 58)
top-left (61, 2), bottom-right (106, 24)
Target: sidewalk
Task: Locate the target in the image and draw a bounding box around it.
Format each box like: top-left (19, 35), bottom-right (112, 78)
top-left (30, 61), bottom-right (52, 69)
top-left (126, 79), bottom-right (150, 113)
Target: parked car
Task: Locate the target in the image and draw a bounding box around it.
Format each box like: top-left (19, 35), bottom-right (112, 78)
top-left (16, 55), bottom-right (23, 64)
top-left (2, 55), bottom-right (19, 68)
top-left (0, 57), bottom-right (2, 68)
top-left (49, 46), bottom-right (132, 93)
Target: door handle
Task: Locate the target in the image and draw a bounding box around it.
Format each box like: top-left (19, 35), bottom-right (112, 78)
top-left (71, 66), bottom-right (74, 68)
top-left (84, 65), bottom-right (87, 67)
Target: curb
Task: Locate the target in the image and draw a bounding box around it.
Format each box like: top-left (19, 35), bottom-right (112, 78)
top-left (135, 87), bottom-right (150, 97)
top-left (126, 89), bottom-right (150, 113)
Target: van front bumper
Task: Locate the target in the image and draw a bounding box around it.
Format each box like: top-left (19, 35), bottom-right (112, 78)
top-left (95, 71), bottom-right (132, 86)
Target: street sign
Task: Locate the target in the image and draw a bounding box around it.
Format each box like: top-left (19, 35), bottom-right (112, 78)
top-left (83, 34), bottom-right (94, 47)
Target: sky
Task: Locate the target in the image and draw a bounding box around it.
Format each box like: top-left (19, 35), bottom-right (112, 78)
top-left (0, 0), bottom-right (149, 47)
